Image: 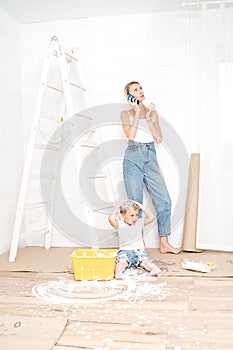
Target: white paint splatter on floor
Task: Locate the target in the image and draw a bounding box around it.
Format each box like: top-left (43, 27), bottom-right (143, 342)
top-left (32, 279), bottom-right (134, 303)
top-left (32, 268), bottom-right (169, 304)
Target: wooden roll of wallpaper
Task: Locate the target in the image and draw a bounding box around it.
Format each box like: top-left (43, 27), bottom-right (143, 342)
top-left (182, 153), bottom-right (202, 252)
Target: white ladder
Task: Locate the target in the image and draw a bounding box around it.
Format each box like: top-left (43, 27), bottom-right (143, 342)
top-left (9, 36), bottom-right (88, 262)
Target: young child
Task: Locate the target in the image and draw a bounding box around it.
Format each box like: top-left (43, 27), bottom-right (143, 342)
top-left (108, 200), bottom-right (162, 279)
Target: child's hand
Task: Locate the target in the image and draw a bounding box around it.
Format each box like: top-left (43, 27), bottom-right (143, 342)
top-left (131, 200), bottom-right (145, 210)
top-left (108, 211), bottom-right (119, 229)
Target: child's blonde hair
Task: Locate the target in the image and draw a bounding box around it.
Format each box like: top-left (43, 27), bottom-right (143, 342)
top-left (119, 200), bottom-right (139, 214)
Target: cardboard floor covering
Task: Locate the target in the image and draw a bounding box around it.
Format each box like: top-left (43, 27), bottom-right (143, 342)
top-left (148, 248), bottom-right (233, 277)
top-left (0, 247), bottom-right (74, 272)
top-left (0, 247), bottom-right (233, 277)
top-left (0, 315), bottom-right (67, 350)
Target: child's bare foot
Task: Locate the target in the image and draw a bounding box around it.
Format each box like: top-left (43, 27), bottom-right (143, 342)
top-left (149, 267), bottom-right (163, 277)
top-left (160, 236), bottom-right (183, 254)
top-left (140, 260), bottom-right (162, 277)
top-left (114, 261), bottom-right (128, 279)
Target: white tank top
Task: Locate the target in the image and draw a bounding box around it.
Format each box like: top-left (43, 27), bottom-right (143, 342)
top-left (128, 112), bottom-right (154, 143)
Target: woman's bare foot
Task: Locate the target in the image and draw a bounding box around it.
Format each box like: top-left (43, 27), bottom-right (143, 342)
top-left (160, 236), bottom-right (183, 254)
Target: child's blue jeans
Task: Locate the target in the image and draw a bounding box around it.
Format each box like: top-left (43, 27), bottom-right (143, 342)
top-left (116, 249), bottom-right (149, 267)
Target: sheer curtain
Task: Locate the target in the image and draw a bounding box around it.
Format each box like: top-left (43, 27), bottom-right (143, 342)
top-left (196, 2), bottom-right (233, 251)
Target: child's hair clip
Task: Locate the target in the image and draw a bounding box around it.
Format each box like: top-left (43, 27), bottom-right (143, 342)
top-left (127, 93), bottom-right (140, 105)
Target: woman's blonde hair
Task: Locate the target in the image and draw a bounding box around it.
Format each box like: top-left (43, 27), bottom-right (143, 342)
top-left (124, 81), bottom-right (140, 96)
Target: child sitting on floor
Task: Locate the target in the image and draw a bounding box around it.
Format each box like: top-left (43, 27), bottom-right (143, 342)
top-left (108, 200), bottom-right (162, 279)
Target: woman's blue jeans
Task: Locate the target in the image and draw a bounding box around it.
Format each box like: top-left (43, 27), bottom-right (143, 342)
top-left (123, 140), bottom-right (171, 237)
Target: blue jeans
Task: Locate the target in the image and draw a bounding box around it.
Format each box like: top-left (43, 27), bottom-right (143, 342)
top-left (123, 140), bottom-right (171, 237)
top-left (116, 249), bottom-right (149, 267)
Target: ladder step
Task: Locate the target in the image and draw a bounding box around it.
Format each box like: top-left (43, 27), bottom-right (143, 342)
top-left (80, 143), bottom-right (100, 149)
top-left (53, 49), bottom-right (79, 62)
top-left (86, 172), bottom-right (107, 179)
top-left (70, 81), bottom-right (86, 91)
top-left (41, 114), bottom-right (63, 122)
top-left (46, 84), bottom-right (63, 93)
top-left (34, 228), bottom-right (50, 236)
top-left (30, 173), bottom-right (55, 180)
top-left (64, 51), bottom-right (79, 62)
top-left (74, 113), bottom-right (93, 120)
top-left (21, 227), bottom-right (50, 238)
top-left (47, 82), bottom-right (86, 92)
top-left (25, 201), bottom-right (49, 209)
top-left (92, 204), bottom-right (115, 212)
top-left (35, 144), bottom-right (60, 151)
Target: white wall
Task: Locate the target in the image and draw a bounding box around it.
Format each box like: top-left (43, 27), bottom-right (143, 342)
top-left (0, 6), bottom-right (23, 254)
top-left (21, 12), bottom-right (194, 141)
top-left (19, 11), bottom-right (199, 249)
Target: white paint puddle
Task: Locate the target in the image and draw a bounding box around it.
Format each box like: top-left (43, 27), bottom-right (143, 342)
top-left (32, 269), bottom-right (169, 304)
top-left (32, 279), bottom-right (134, 304)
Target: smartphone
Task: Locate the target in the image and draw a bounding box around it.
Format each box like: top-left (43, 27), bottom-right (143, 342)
top-left (127, 93), bottom-right (140, 105)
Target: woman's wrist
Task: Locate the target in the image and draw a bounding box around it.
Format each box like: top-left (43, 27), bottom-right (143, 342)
top-left (146, 117), bottom-right (153, 124)
top-left (145, 109), bottom-right (152, 121)
top-left (132, 114), bottom-right (140, 126)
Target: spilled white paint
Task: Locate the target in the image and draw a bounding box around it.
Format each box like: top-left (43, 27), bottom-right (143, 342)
top-left (32, 268), bottom-right (169, 304)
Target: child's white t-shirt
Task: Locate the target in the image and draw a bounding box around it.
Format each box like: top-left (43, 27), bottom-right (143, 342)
top-left (118, 218), bottom-right (145, 250)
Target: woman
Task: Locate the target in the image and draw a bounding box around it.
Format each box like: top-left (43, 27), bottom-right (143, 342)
top-left (121, 81), bottom-right (182, 254)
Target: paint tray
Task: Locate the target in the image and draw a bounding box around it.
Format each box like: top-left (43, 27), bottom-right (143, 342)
top-left (181, 258), bottom-right (219, 273)
top-left (71, 249), bottom-right (118, 280)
